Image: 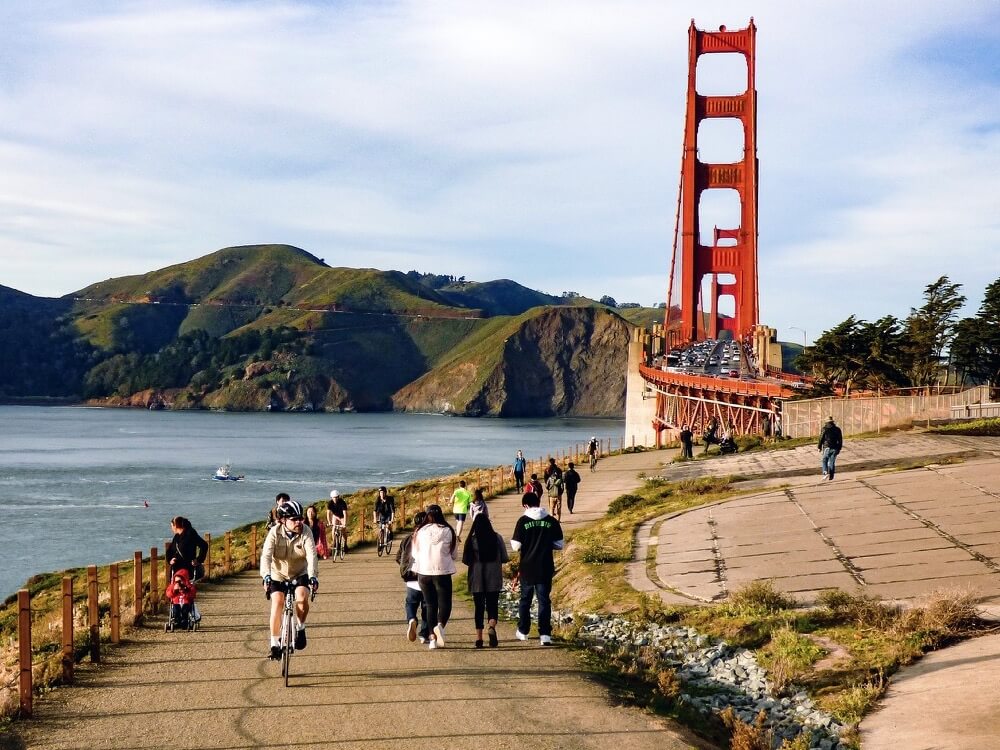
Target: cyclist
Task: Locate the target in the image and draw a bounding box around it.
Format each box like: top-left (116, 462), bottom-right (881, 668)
top-left (326, 489), bottom-right (349, 550)
top-left (373, 486), bottom-right (396, 545)
top-left (267, 492), bottom-right (291, 528)
top-left (260, 500), bottom-right (318, 660)
top-left (587, 437), bottom-right (599, 471)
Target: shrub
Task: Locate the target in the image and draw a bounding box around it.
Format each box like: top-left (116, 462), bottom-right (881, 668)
top-left (656, 667), bottom-right (681, 699)
top-left (607, 494), bottom-right (644, 515)
top-left (724, 580), bottom-right (795, 617)
top-left (720, 707), bottom-right (773, 750)
top-left (817, 588), bottom-right (899, 630)
top-left (759, 627), bottom-right (826, 693)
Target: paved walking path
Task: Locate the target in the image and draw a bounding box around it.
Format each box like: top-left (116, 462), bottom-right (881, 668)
top-left (15, 449), bottom-right (706, 750)
top-left (17, 434), bottom-right (1000, 750)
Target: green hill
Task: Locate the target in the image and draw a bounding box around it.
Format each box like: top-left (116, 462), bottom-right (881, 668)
top-left (1, 247), bottom-right (636, 415)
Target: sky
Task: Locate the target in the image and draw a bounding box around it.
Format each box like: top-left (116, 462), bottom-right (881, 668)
top-left (1, 1), bottom-right (998, 344)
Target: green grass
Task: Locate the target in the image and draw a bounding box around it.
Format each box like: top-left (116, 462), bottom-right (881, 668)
top-left (930, 417), bottom-right (1000, 436)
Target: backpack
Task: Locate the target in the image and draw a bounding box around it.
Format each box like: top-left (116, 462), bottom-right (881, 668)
top-left (397, 535), bottom-right (417, 581)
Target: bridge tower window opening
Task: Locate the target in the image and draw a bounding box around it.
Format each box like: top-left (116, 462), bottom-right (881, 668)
top-left (696, 118), bottom-right (746, 165)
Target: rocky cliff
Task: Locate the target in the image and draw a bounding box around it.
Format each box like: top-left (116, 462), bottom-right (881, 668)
top-left (392, 306), bottom-right (629, 416)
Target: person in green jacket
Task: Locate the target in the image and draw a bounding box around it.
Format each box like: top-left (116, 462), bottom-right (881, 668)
top-left (450, 480), bottom-right (472, 541)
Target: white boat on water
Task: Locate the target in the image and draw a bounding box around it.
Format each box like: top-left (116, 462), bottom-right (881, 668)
top-left (213, 464), bottom-right (244, 481)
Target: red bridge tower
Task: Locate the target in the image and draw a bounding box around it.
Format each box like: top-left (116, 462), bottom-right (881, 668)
top-left (668, 19), bottom-right (759, 345)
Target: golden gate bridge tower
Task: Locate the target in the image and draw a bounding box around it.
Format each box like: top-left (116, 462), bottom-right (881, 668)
top-left (630, 19), bottom-right (797, 446)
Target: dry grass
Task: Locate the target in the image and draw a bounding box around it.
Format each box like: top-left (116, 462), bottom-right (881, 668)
top-left (723, 580), bottom-right (796, 618)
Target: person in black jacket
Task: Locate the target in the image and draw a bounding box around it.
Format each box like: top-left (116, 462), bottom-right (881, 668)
top-left (169, 516), bottom-right (208, 580)
top-left (679, 425), bottom-right (694, 459)
top-left (510, 492), bottom-right (563, 645)
top-left (818, 416), bottom-right (844, 480)
top-left (563, 462), bottom-right (581, 514)
top-left (462, 514), bottom-right (509, 648)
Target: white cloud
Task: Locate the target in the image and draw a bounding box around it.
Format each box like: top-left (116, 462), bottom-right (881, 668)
top-left (0, 0), bottom-right (996, 342)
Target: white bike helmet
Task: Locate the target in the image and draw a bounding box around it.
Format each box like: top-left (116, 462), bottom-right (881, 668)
top-left (330, 489), bottom-right (341, 500)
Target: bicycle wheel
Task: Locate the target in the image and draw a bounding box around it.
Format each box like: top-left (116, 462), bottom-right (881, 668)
top-left (337, 532), bottom-right (346, 560)
top-left (386, 534), bottom-right (393, 555)
top-left (281, 609), bottom-right (293, 686)
top-left (377, 528), bottom-right (385, 557)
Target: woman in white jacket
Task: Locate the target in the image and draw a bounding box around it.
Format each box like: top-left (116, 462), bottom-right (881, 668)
top-left (412, 504), bottom-right (458, 649)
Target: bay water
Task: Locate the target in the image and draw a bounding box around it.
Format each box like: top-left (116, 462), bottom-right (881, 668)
top-left (0, 406), bottom-right (622, 599)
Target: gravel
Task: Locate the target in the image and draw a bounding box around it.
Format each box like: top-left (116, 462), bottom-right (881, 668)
top-left (500, 583), bottom-right (849, 750)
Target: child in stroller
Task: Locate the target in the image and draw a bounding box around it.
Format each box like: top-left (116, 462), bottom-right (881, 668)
top-left (165, 568), bottom-right (198, 631)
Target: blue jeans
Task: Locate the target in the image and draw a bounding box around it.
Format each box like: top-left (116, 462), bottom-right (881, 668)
top-left (404, 586), bottom-right (429, 639)
top-left (518, 580), bottom-right (552, 637)
top-left (821, 447), bottom-right (839, 476)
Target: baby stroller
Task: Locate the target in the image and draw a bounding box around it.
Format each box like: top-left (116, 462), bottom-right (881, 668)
top-left (719, 436), bottom-right (738, 455)
top-left (165, 568), bottom-right (199, 632)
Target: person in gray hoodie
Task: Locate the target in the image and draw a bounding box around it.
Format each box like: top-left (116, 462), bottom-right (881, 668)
top-left (462, 513), bottom-right (509, 648)
top-left (510, 491), bottom-right (564, 645)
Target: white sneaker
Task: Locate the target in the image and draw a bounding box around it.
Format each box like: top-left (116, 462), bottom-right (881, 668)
top-left (418, 636), bottom-right (427, 644)
top-left (515, 630), bottom-right (529, 641)
top-left (433, 624), bottom-right (446, 647)
top-left (406, 619), bottom-right (417, 642)
top-left (428, 638), bottom-right (438, 650)
top-left (539, 635), bottom-right (553, 646)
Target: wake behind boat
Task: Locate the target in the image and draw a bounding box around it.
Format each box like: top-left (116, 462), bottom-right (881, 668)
top-left (213, 464), bottom-right (244, 481)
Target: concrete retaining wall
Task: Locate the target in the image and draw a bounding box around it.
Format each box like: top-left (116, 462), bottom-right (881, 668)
top-left (624, 329), bottom-right (658, 447)
top-left (782, 386), bottom-right (991, 439)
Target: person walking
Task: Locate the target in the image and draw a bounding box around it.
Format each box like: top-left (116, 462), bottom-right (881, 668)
top-left (702, 417), bottom-right (720, 454)
top-left (543, 457), bottom-right (564, 520)
top-left (510, 491), bottom-right (564, 645)
top-left (563, 462), bottom-right (581, 514)
top-left (469, 487), bottom-right (489, 523)
top-left (511, 449), bottom-right (527, 494)
top-left (450, 480), bottom-right (472, 542)
top-left (818, 416), bottom-right (844, 480)
top-left (528, 473), bottom-right (544, 499)
top-left (412, 504), bottom-right (458, 649)
top-left (462, 513), bottom-right (509, 648)
top-left (304, 504), bottom-right (329, 560)
top-left (679, 425), bottom-right (694, 459)
top-left (397, 511), bottom-right (430, 644)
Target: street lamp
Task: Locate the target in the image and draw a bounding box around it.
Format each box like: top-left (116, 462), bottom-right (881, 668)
top-left (789, 326), bottom-right (807, 348)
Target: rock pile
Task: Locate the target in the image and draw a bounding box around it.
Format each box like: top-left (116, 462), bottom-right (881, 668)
top-left (499, 585), bottom-right (848, 750)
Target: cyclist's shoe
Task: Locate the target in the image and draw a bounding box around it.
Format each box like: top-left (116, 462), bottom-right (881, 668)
top-left (515, 630), bottom-right (529, 641)
top-left (407, 618), bottom-right (418, 642)
top-left (539, 635), bottom-right (553, 646)
top-left (488, 625), bottom-right (498, 648)
top-left (433, 624), bottom-right (446, 647)
top-left (269, 645), bottom-right (281, 660)
top-left (294, 627), bottom-right (307, 650)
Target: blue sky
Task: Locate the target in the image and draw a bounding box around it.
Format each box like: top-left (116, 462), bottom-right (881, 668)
top-left (0, 1), bottom-right (997, 343)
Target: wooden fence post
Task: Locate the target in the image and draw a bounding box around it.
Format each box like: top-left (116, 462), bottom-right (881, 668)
top-left (250, 524), bottom-right (258, 563)
top-left (62, 576), bottom-right (74, 684)
top-left (18, 589), bottom-right (31, 717)
top-left (87, 565), bottom-right (100, 663)
top-left (163, 540), bottom-right (171, 592)
top-left (225, 532), bottom-right (232, 573)
top-left (110, 563), bottom-right (120, 645)
top-left (133, 551), bottom-right (143, 623)
top-left (400, 497), bottom-right (407, 525)
top-left (150, 548), bottom-right (159, 613)
top-left (204, 534), bottom-right (212, 578)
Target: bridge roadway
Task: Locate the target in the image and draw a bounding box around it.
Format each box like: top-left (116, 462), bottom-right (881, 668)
top-left (15, 451), bottom-right (703, 750)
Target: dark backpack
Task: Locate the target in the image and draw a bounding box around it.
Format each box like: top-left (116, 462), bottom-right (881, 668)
top-left (397, 535), bottom-right (417, 581)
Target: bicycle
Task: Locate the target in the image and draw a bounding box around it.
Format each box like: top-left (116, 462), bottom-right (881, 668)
top-left (269, 579), bottom-right (316, 686)
top-left (589, 452), bottom-right (598, 472)
top-left (331, 524), bottom-right (347, 561)
top-left (376, 521), bottom-right (393, 557)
